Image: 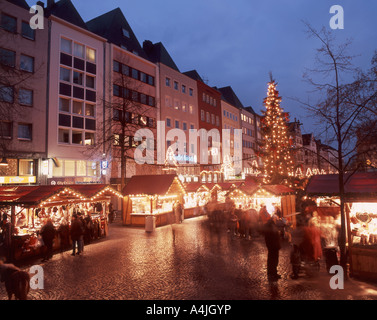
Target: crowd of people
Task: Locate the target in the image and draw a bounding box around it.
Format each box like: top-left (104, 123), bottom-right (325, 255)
top-left (206, 197), bottom-right (340, 281)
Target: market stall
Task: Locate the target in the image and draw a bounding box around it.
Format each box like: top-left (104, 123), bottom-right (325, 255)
top-left (305, 172), bottom-right (377, 280)
top-left (183, 183), bottom-right (210, 219)
top-left (0, 184), bottom-right (123, 261)
top-left (123, 174), bottom-right (186, 227)
top-left (227, 183), bottom-right (295, 220)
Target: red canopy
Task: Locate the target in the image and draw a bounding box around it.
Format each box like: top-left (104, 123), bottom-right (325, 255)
top-left (305, 172), bottom-right (377, 199)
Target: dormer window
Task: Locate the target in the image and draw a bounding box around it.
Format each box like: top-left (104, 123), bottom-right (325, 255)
top-left (122, 28), bottom-right (130, 38)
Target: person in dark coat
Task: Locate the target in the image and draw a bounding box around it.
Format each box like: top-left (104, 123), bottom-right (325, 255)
top-left (70, 214), bottom-right (84, 256)
top-left (40, 218), bottom-right (56, 262)
top-left (263, 215), bottom-right (282, 281)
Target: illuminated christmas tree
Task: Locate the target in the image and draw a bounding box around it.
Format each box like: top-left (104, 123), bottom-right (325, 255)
top-left (261, 77), bottom-right (294, 185)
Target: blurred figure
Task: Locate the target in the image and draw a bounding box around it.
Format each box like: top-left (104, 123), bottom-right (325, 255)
top-left (40, 218), bottom-right (56, 262)
top-left (263, 216), bottom-right (281, 281)
top-left (70, 214), bottom-right (84, 256)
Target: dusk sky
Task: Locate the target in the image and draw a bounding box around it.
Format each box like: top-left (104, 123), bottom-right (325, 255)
top-left (31, 0), bottom-right (377, 135)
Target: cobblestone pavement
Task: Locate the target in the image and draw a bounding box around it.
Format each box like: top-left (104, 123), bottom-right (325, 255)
top-left (2, 216), bottom-right (377, 300)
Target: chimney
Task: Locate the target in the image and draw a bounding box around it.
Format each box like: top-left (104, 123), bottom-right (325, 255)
top-left (143, 40), bottom-right (153, 54)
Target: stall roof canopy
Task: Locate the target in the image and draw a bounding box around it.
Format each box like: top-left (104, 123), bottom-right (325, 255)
top-left (123, 174), bottom-right (185, 196)
top-left (0, 184), bottom-right (121, 206)
top-left (305, 172), bottom-right (377, 197)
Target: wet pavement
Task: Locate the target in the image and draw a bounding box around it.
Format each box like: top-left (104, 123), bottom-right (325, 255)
top-left (2, 216), bottom-right (377, 301)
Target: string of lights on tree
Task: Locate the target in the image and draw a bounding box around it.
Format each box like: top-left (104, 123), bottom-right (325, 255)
top-left (260, 77), bottom-right (295, 186)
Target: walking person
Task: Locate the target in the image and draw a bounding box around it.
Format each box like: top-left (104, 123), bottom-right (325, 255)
top-left (70, 214), bottom-right (84, 256)
top-left (40, 218), bottom-right (56, 262)
top-left (263, 215), bottom-right (282, 281)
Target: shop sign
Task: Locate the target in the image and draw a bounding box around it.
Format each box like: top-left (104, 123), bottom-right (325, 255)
top-left (0, 176), bottom-right (36, 184)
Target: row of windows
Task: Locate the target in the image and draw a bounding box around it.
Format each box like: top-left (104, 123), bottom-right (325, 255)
top-left (202, 93), bottom-right (217, 107)
top-left (113, 60), bottom-right (155, 86)
top-left (241, 113), bottom-right (254, 125)
top-left (165, 77), bottom-right (194, 96)
top-left (223, 110), bottom-right (238, 122)
top-left (58, 128), bottom-right (95, 146)
top-left (242, 127), bottom-right (254, 137)
top-left (113, 134), bottom-right (155, 150)
top-left (113, 84), bottom-right (155, 107)
top-left (1, 13), bottom-right (35, 40)
top-left (0, 47), bottom-right (34, 72)
top-left (243, 140), bottom-right (257, 150)
top-left (0, 121), bottom-right (32, 140)
top-left (0, 85), bottom-right (33, 106)
top-left (200, 110), bottom-right (220, 126)
top-left (165, 96), bottom-right (194, 114)
top-left (112, 110), bottom-right (156, 128)
top-left (60, 66), bottom-right (96, 89)
top-left (61, 38), bottom-right (96, 64)
top-left (52, 159), bottom-right (99, 178)
top-left (165, 118), bottom-right (195, 131)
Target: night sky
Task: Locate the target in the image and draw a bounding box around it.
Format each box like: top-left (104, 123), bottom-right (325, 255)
top-left (29, 0), bottom-right (377, 135)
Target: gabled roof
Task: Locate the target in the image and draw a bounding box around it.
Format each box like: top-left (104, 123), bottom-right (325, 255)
top-left (143, 41), bottom-right (179, 72)
top-left (86, 8), bottom-right (147, 59)
top-left (46, 0), bottom-right (88, 30)
top-left (123, 174), bottom-right (185, 196)
top-left (6, 0), bottom-right (29, 10)
top-left (218, 86), bottom-right (244, 109)
top-left (182, 70), bottom-right (203, 82)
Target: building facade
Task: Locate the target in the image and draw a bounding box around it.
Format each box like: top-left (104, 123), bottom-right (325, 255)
top-left (45, 0), bottom-right (106, 185)
top-left (0, 0), bottom-right (48, 185)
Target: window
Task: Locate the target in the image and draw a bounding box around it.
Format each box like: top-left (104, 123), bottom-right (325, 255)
top-left (86, 47), bottom-right (96, 63)
top-left (61, 38), bottom-right (72, 54)
top-left (73, 43), bottom-right (84, 58)
top-left (20, 54), bottom-right (34, 72)
top-left (165, 96), bottom-right (172, 108)
top-left (122, 28), bottom-right (130, 38)
top-left (60, 68), bottom-right (71, 83)
top-left (174, 81), bottom-right (178, 90)
top-left (84, 132), bottom-right (95, 146)
top-left (85, 104), bottom-right (95, 117)
top-left (18, 89), bottom-right (33, 106)
top-left (175, 120), bottom-right (179, 129)
top-left (182, 103), bottom-right (187, 112)
top-left (165, 77), bottom-right (171, 87)
top-left (86, 75), bottom-right (95, 89)
top-left (73, 101), bottom-right (83, 114)
top-left (121, 64), bottom-right (130, 76)
top-left (0, 48), bottom-right (15, 67)
top-left (182, 85), bottom-right (186, 94)
top-left (58, 128), bottom-right (70, 143)
top-left (0, 121), bottom-right (12, 138)
top-left (59, 98), bottom-right (70, 112)
top-left (140, 72), bottom-right (147, 83)
top-left (211, 114), bottom-right (215, 125)
top-left (19, 159), bottom-right (34, 175)
top-left (131, 68), bottom-right (139, 80)
top-left (174, 99), bottom-right (180, 110)
top-left (0, 85), bottom-right (13, 103)
top-left (189, 88), bottom-right (193, 96)
top-left (183, 122), bottom-right (187, 131)
top-left (166, 118), bottom-right (171, 127)
top-left (72, 131), bottom-right (82, 145)
top-left (73, 71), bottom-right (83, 85)
top-left (113, 60), bottom-right (120, 72)
top-left (65, 160), bottom-right (75, 176)
top-left (21, 21), bottom-right (35, 40)
top-left (206, 112), bottom-right (210, 123)
top-left (1, 14), bottom-right (16, 33)
top-left (201, 110), bottom-right (205, 121)
top-left (189, 105), bottom-right (193, 114)
top-left (18, 123), bottom-right (32, 140)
